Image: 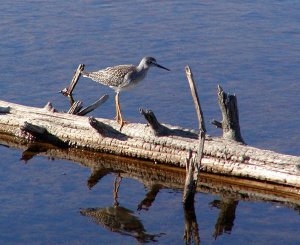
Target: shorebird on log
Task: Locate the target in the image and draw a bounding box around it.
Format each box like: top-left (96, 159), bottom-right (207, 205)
top-left (81, 57), bottom-right (170, 129)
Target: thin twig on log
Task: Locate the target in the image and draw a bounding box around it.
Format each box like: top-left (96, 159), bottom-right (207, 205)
top-left (77, 94), bottom-right (109, 116)
top-left (185, 66), bottom-right (206, 168)
top-left (185, 66), bottom-right (206, 134)
top-left (183, 66), bottom-right (206, 206)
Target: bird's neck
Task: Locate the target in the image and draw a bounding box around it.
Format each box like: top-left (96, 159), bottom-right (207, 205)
top-left (136, 63), bottom-right (150, 72)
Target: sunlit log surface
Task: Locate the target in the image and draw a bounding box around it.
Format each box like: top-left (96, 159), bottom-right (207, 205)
top-left (0, 100), bottom-right (300, 188)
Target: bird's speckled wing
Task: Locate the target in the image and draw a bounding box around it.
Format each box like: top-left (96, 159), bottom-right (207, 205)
top-left (83, 64), bottom-right (136, 88)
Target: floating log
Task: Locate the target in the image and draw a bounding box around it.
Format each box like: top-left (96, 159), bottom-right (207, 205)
top-left (0, 99), bottom-right (300, 188)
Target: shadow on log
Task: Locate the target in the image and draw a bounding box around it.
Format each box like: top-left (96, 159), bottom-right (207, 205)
top-left (140, 108), bottom-right (198, 139)
top-left (19, 121), bottom-right (67, 148)
top-left (89, 117), bottom-right (128, 140)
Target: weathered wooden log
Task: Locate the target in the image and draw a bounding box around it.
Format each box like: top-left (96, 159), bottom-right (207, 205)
top-left (0, 99), bottom-right (300, 188)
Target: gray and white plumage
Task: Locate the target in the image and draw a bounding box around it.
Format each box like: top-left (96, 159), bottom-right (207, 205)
top-left (81, 57), bottom-right (169, 92)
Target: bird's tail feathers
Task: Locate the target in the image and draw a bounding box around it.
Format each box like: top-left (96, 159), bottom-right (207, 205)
top-left (81, 71), bottom-right (90, 78)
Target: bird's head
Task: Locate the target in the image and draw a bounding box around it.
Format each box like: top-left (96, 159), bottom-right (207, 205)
top-left (140, 57), bottom-right (170, 71)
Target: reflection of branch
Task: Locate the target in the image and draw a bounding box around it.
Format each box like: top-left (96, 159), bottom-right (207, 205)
top-left (183, 202), bottom-right (200, 245)
top-left (113, 174), bottom-right (122, 207)
top-left (137, 184), bottom-right (161, 211)
top-left (87, 167), bottom-right (112, 189)
top-left (20, 143), bottom-right (50, 162)
top-left (210, 197), bottom-right (239, 239)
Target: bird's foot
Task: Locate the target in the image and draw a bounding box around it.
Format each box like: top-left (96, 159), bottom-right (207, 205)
top-left (116, 118), bottom-right (128, 131)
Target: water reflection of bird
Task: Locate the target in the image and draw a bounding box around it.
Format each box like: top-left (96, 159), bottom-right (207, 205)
top-left (80, 206), bottom-right (162, 243)
top-left (81, 57), bottom-right (170, 129)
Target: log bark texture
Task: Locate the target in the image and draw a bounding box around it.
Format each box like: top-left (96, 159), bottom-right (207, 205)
top-left (0, 100), bottom-right (300, 188)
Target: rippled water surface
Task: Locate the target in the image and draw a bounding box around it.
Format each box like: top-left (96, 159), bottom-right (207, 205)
top-left (0, 1), bottom-right (300, 244)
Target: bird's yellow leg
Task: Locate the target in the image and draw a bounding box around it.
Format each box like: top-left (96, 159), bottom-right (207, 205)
top-left (115, 92), bottom-right (125, 130)
top-left (115, 93), bottom-right (121, 122)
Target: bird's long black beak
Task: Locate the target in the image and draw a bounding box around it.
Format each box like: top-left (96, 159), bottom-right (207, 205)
top-left (154, 63), bottom-right (170, 71)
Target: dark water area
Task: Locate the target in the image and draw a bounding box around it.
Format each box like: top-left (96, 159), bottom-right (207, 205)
top-left (0, 1), bottom-right (300, 244)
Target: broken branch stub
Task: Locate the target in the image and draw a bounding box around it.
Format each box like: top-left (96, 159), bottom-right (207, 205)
top-left (140, 108), bottom-right (170, 136)
top-left (215, 85), bottom-right (244, 144)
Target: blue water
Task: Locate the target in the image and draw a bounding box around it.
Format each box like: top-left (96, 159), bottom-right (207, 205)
top-left (0, 1), bottom-right (300, 244)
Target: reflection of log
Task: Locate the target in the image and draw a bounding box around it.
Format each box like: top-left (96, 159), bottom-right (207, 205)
top-left (1, 133), bottom-right (299, 206)
top-left (1, 100), bottom-right (300, 188)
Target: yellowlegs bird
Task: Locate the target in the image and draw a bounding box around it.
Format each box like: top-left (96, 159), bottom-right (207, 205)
top-left (81, 57), bottom-right (170, 128)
